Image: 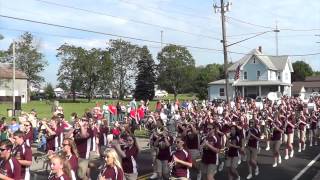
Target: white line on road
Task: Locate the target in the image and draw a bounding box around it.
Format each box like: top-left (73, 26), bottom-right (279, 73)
top-left (292, 152), bottom-right (320, 180)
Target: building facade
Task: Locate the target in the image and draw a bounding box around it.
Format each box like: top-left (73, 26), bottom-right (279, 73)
top-left (208, 48), bottom-right (294, 101)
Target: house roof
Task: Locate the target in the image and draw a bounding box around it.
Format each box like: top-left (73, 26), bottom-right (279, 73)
top-left (292, 81), bottom-right (320, 88)
top-left (0, 64), bottom-right (28, 79)
top-left (228, 48), bottom-right (292, 72)
top-left (305, 76), bottom-right (320, 82)
top-left (233, 80), bottom-right (290, 86)
top-left (291, 83), bottom-right (305, 94)
top-left (208, 79), bottom-right (234, 85)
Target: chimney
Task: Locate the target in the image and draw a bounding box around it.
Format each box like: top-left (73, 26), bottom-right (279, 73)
top-left (258, 46), bottom-right (262, 53)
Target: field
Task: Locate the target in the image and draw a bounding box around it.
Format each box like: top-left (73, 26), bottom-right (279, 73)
top-left (0, 94), bottom-right (196, 119)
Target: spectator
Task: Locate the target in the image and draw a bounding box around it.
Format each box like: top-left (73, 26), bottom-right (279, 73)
top-left (8, 118), bottom-right (20, 135)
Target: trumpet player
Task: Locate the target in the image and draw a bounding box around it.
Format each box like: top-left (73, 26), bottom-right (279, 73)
top-left (283, 113), bottom-right (295, 160)
top-left (270, 116), bottom-right (284, 167)
top-left (12, 130), bottom-right (32, 180)
top-left (154, 129), bottom-right (172, 180)
top-left (200, 124), bottom-right (221, 180)
top-left (225, 125), bottom-right (241, 180)
top-left (297, 112), bottom-right (307, 152)
top-left (245, 119), bottom-right (261, 180)
top-left (169, 136), bottom-right (192, 180)
top-left (309, 111), bottom-right (318, 146)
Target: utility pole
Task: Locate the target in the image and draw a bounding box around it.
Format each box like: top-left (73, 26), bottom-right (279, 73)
top-left (160, 30), bottom-right (164, 49)
top-left (214, 0), bottom-right (231, 105)
top-left (12, 41), bottom-right (16, 116)
top-left (274, 21), bottom-right (280, 55)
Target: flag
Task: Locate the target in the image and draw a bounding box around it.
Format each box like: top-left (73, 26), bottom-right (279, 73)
top-left (234, 64), bottom-right (241, 80)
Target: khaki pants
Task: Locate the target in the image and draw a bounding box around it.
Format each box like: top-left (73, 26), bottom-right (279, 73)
top-left (271, 140), bottom-right (281, 153)
top-left (124, 173), bottom-right (138, 180)
top-left (225, 156), bottom-right (239, 169)
top-left (201, 163), bottom-right (217, 179)
top-left (169, 177), bottom-right (189, 180)
top-left (246, 147), bottom-right (258, 161)
top-left (156, 159), bottom-right (169, 179)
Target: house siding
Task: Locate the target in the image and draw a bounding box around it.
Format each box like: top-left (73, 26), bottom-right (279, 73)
top-left (243, 57), bottom-right (267, 80)
top-left (0, 79), bottom-right (28, 103)
top-left (208, 84), bottom-right (234, 101)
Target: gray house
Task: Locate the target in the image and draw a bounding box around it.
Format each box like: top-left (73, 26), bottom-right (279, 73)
top-left (208, 48), bottom-right (294, 101)
top-left (0, 64), bottom-right (28, 103)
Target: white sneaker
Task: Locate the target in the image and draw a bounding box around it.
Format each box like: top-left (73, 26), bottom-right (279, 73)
top-left (266, 146), bottom-right (270, 151)
top-left (315, 142), bottom-right (318, 146)
top-left (238, 158), bottom-right (242, 165)
top-left (150, 173), bottom-right (158, 179)
top-left (310, 143), bottom-right (313, 147)
top-left (298, 148), bottom-right (301, 152)
top-left (272, 162), bottom-right (277, 167)
top-left (255, 167), bottom-right (259, 176)
top-left (218, 162), bottom-right (224, 172)
top-left (246, 174), bottom-right (253, 179)
top-left (290, 151), bottom-right (294, 158)
top-left (284, 155), bottom-right (289, 160)
top-left (197, 173), bottom-right (201, 180)
top-left (303, 144), bottom-right (306, 151)
top-left (237, 176), bottom-right (241, 180)
top-left (278, 156), bottom-right (282, 164)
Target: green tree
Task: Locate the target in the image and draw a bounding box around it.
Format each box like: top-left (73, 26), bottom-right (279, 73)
top-left (57, 44), bottom-right (84, 102)
top-left (292, 61), bottom-right (313, 81)
top-left (108, 39), bottom-right (140, 99)
top-left (44, 83), bottom-right (55, 100)
top-left (134, 46), bottom-right (156, 101)
top-left (194, 63), bottom-right (223, 99)
top-left (157, 44), bottom-right (195, 100)
top-left (5, 32), bottom-right (47, 99)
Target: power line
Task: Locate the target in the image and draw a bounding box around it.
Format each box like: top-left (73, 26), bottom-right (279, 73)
top-left (1, 14), bottom-right (319, 57)
top-left (32, 0), bottom-right (221, 40)
top-left (226, 16), bottom-right (274, 30)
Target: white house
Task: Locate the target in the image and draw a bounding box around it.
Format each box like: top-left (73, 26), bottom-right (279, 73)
top-left (0, 64), bottom-right (28, 103)
top-left (208, 47), bottom-right (294, 101)
top-left (54, 87), bottom-right (65, 97)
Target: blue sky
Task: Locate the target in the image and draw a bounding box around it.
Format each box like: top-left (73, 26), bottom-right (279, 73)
top-left (0, 0), bottom-right (319, 86)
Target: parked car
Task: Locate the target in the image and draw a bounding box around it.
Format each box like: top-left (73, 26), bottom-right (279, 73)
top-left (155, 90), bottom-right (168, 98)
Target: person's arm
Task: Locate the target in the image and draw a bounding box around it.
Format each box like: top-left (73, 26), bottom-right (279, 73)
top-left (113, 142), bottom-right (126, 158)
top-left (0, 174), bottom-right (15, 180)
top-left (204, 141), bottom-right (220, 153)
top-left (173, 155), bottom-right (192, 168)
top-left (79, 121), bottom-right (89, 138)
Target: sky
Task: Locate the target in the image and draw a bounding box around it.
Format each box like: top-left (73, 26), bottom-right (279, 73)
top-left (0, 0), bottom-right (319, 87)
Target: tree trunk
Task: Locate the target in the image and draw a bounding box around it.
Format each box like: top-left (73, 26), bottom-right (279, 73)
top-left (72, 90), bottom-right (76, 102)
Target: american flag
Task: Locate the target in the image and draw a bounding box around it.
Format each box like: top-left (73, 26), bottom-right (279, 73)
top-left (234, 64), bottom-right (241, 80)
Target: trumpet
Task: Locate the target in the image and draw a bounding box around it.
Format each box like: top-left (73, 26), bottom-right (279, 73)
top-left (35, 149), bottom-right (63, 162)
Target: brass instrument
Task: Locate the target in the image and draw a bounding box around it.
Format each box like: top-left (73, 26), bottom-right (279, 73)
top-left (35, 149), bottom-right (63, 162)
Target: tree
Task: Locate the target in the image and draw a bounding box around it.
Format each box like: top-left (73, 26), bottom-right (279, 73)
top-left (5, 32), bottom-right (47, 99)
top-left (44, 83), bottom-right (55, 100)
top-left (194, 63), bottom-right (223, 99)
top-left (108, 39), bottom-right (140, 99)
top-left (134, 46), bottom-right (156, 101)
top-left (57, 44), bottom-right (85, 102)
top-left (57, 44), bottom-right (112, 102)
top-left (157, 44), bottom-right (195, 100)
top-left (292, 61), bottom-right (313, 81)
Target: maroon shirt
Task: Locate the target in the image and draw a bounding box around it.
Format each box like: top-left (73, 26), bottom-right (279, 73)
top-left (227, 134), bottom-right (240, 157)
top-left (156, 136), bottom-right (172, 161)
top-left (100, 165), bottom-right (124, 180)
top-left (74, 128), bottom-right (94, 159)
top-left (0, 157), bottom-right (21, 179)
top-left (185, 133), bottom-right (199, 150)
top-left (48, 173), bottom-right (71, 180)
top-left (24, 130), bottom-right (34, 147)
top-left (14, 143), bottom-right (32, 178)
top-left (99, 126), bottom-right (110, 146)
top-left (247, 127), bottom-right (261, 149)
top-left (201, 134), bottom-right (220, 164)
top-left (122, 146), bottom-right (139, 174)
top-left (171, 149), bottom-right (192, 178)
top-left (66, 154), bottom-right (78, 173)
top-left (271, 123), bottom-right (283, 141)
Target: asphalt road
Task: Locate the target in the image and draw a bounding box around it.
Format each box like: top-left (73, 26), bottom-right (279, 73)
top-left (30, 140), bottom-right (320, 180)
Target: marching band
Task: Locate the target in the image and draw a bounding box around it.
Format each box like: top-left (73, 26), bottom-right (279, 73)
top-left (0, 96), bottom-right (320, 180)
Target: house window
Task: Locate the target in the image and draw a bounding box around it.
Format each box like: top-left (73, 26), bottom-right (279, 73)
top-left (219, 88), bottom-right (225, 96)
top-left (244, 72), bottom-right (247, 80)
top-left (257, 71), bottom-right (261, 79)
top-left (277, 72), bottom-right (281, 80)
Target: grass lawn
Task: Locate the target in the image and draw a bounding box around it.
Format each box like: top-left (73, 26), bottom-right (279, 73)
top-left (0, 93), bottom-right (196, 119)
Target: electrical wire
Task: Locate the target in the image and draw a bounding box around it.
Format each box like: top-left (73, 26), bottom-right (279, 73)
top-left (32, 0), bottom-right (220, 40)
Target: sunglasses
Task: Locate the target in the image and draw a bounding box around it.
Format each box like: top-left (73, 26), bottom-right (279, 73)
top-left (24, 125), bottom-right (31, 127)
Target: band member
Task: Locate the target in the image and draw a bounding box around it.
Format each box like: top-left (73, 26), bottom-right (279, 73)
top-left (283, 113), bottom-right (295, 160)
top-left (43, 118), bottom-right (63, 152)
top-left (225, 125), bottom-right (241, 180)
top-left (245, 119), bottom-right (261, 179)
top-left (270, 116), bottom-right (284, 167)
top-left (169, 136), bottom-right (192, 180)
top-left (184, 122), bottom-right (201, 180)
top-left (61, 138), bottom-right (79, 180)
top-left (98, 148), bottom-right (124, 180)
top-left (309, 111), bottom-right (318, 146)
top-left (0, 139), bottom-right (21, 180)
top-left (23, 121), bottom-right (34, 147)
top-left (297, 112), bottom-right (307, 152)
top-left (154, 129), bottom-right (172, 180)
top-left (48, 155), bottom-right (72, 180)
top-left (114, 135), bottom-right (140, 180)
top-left (13, 130), bottom-right (32, 180)
top-left (200, 124), bottom-right (221, 180)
